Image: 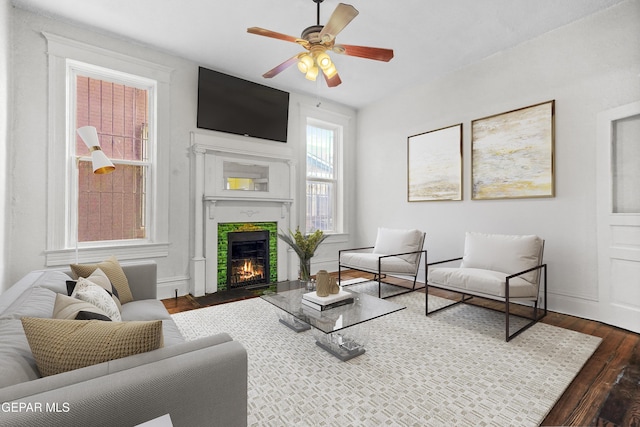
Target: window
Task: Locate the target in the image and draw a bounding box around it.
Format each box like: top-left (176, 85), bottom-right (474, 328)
top-left (70, 62), bottom-right (154, 244)
top-left (43, 33), bottom-right (171, 266)
top-left (306, 120), bottom-right (342, 233)
top-left (74, 73), bottom-right (151, 242)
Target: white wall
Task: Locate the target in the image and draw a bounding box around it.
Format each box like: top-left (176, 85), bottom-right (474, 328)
top-left (5, 7), bottom-right (356, 295)
top-left (0, 1), bottom-right (10, 291)
top-left (355, 0), bottom-right (640, 321)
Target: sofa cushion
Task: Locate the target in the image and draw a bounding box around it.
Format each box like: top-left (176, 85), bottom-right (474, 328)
top-left (0, 270), bottom-right (71, 319)
top-left (52, 293), bottom-right (112, 321)
top-left (120, 300), bottom-right (172, 321)
top-left (372, 228), bottom-right (423, 263)
top-left (71, 279), bottom-right (122, 321)
top-left (21, 317), bottom-right (163, 377)
top-left (0, 287), bottom-right (57, 320)
top-left (460, 232), bottom-right (543, 284)
top-left (0, 319), bottom-right (40, 388)
top-left (428, 267), bottom-right (538, 299)
top-left (70, 256), bottom-right (134, 303)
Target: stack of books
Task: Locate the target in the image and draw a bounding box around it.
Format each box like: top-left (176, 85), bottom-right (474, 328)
top-left (301, 290), bottom-right (354, 311)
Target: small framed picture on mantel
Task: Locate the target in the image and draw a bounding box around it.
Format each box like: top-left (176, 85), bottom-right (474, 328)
top-left (407, 123), bottom-right (463, 202)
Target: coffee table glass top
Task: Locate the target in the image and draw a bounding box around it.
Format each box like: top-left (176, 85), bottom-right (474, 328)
top-left (260, 280), bottom-right (405, 334)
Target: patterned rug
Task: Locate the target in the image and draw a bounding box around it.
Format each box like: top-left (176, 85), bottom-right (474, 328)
top-left (172, 289), bottom-right (601, 427)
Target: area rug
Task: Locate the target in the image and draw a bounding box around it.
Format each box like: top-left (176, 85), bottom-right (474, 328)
top-left (172, 289), bottom-right (601, 427)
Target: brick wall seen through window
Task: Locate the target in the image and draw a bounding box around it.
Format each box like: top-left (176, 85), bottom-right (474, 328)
top-left (75, 76), bottom-right (149, 242)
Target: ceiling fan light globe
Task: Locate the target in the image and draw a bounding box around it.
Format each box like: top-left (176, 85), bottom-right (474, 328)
top-left (305, 66), bottom-right (319, 81)
top-left (316, 52), bottom-right (332, 70)
top-left (297, 54), bottom-right (314, 73)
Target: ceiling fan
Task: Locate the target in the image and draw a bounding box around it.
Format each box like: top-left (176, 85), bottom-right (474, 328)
top-left (247, 0), bottom-right (394, 87)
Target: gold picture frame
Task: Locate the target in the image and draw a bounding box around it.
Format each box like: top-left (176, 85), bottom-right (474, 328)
top-left (471, 100), bottom-right (555, 200)
top-left (408, 123), bottom-right (463, 202)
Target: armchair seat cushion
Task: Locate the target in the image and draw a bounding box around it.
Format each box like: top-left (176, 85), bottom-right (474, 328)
top-left (428, 267), bottom-right (537, 299)
top-left (340, 252), bottom-right (418, 275)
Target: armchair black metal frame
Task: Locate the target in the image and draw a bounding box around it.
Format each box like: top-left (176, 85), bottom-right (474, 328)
top-left (338, 241), bottom-right (427, 299)
top-left (426, 257), bottom-right (548, 341)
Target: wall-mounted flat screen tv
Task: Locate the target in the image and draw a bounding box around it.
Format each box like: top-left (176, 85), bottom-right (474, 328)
top-left (197, 67), bottom-right (290, 143)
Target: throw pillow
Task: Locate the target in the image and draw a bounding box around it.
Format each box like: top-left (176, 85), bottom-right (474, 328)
top-left (70, 256), bottom-right (134, 303)
top-left (71, 278), bottom-right (122, 321)
top-left (52, 293), bottom-right (112, 321)
top-left (21, 317), bottom-right (163, 377)
top-left (67, 268), bottom-right (122, 312)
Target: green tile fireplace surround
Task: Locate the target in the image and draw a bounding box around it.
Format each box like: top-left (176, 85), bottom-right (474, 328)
top-left (217, 222), bottom-right (278, 290)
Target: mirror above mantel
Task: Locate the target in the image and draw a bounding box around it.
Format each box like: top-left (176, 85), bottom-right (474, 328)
top-left (224, 161), bottom-right (269, 192)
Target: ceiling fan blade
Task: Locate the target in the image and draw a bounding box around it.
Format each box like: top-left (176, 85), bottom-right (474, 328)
top-left (323, 70), bottom-right (342, 88)
top-left (247, 27), bottom-right (302, 44)
top-left (319, 3), bottom-right (359, 41)
top-left (262, 55), bottom-right (300, 79)
top-left (334, 44), bottom-right (394, 62)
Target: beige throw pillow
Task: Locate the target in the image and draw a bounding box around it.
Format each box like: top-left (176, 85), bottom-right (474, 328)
top-left (70, 256), bottom-right (134, 303)
top-left (53, 293), bottom-right (112, 321)
top-left (21, 317), bottom-right (163, 377)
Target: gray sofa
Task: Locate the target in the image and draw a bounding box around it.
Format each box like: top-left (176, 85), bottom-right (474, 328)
top-left (0, 261), bottom-right (248, 427)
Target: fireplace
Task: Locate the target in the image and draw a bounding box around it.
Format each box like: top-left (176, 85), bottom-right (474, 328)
top-left (191, 133), bottom-right (294, 296)
top-left (217, 222), bottom-right (279, 292)
top-left (227, 230), bottom-right (270, 288)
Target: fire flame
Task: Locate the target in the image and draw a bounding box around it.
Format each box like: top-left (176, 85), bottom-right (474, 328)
top-left (237, 259), bottom-right (263, 281)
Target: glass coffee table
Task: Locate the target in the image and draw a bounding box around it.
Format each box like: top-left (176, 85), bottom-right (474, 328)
top-left (260, 280), bottom-right (405, 361)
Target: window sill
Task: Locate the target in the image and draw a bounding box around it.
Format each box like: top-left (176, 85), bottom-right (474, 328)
top-left (322, 233), bottom-right (349, 244)
top-left (44, 242), bottom-right (170, 267)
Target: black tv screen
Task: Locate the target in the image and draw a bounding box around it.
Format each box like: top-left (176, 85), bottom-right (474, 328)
top-left (197, 67), bottom-right (289, 143)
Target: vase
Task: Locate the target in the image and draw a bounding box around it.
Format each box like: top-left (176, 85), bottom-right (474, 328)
top-left (299, 258), bottom-right (311, 282)
top-left (315, 270), bottom-right (331, 297)
top-left (329, 277), bottom-right (339, 294)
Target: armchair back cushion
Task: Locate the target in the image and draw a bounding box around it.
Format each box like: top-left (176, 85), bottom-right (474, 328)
top-left (372, 228), bottom-right (424, 263)
top-left (460, 232), bottom-right (543, 284)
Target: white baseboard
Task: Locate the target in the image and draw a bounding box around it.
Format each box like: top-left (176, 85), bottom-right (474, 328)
top-left (157, 275), bottom-right (190, 300)
top-left (546, 292), bottom-right (602, 324)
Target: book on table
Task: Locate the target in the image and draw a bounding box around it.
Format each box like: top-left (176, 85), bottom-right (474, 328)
top-left (301, 290), bottom-right (354, 311)
top-left (300, 296), bottom-right (354, 311)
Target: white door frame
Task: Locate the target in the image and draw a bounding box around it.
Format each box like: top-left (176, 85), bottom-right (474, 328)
top-left (596, 100), bottom-right (640, 333)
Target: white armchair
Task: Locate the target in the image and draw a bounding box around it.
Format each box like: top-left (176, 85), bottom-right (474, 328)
top-left (339, 228), bottom-right (426, 298)
top-left (426, 232), bottom-right (547, 341)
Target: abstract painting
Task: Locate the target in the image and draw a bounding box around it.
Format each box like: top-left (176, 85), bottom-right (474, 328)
top-left (408, 124), bottom-right (462, 201)
top-left (472, 100), bottom-right (555, 200)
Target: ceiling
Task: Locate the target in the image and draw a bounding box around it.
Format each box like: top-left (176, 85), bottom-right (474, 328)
top-left (11, 0), bottom-right (624, 109)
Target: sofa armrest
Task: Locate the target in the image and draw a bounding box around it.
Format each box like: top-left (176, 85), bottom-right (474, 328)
top-left (121, 261), bottom-right (158, 301)
top-left (0, 334), bottom-right (248, 427)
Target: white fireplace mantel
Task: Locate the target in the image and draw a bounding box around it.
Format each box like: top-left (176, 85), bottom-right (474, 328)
top-left (190, 131), bottom-right (297, 296)
top-left (203, 196), bottom-right (292, 220)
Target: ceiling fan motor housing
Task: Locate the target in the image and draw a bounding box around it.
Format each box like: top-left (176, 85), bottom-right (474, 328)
top-left (301, 25), bottom-right (324, 43)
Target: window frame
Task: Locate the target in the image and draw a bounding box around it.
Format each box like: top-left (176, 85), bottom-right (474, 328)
top-left (69, 61), bottom-right (155, 247)
top-left (305, 119), bottom-right (342, 234)
top-left (44, 33), bottom-right (171, 266)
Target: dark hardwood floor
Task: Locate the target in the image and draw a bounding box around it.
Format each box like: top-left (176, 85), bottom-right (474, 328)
top-left (162, 272), bottom-right (640, 427)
